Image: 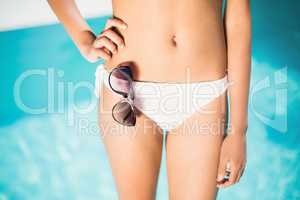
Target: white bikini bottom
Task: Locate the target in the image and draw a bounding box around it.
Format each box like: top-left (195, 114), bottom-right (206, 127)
top-left (95, 64), bottom-right (230, 131)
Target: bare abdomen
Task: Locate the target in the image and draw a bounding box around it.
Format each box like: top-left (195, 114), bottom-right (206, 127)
top-left (105, 0), bottom-right (227, 82)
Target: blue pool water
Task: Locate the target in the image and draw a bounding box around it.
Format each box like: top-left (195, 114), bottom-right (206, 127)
top-left (1, 1), bottom-right (300, 199)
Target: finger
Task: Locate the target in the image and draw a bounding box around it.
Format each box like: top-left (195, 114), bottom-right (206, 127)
top-left (241, 166), bottom-right (245, 177)
top-left (103, 47), bottom-right (111, 55)
top-left (237, 167), bottom-right (245, 182)
top-left (216, 161), bottom-right (230, 188)
top-left (100, 29), bottom-right (125, 49)
top-left (91, 47), bottom-right (111, 61)
top-left (236, 169), bottom-right (242, 183)
top-left (216, 158), bottom-right (228, 183)
top-left (104, 18), bottom-right (127, 31)
top-left (93, 36), bottom-right (117, 54)
top-left (224, 163), bottom-right (239, 187)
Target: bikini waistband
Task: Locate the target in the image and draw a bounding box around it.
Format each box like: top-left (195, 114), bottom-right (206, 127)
top-left (94, 64), bottom-right (230, 97)
top-left (96, 64), bottom-right (229, 84)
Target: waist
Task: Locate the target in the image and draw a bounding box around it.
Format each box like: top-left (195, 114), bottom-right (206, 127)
top-left (94, 64), bottom-right (229, 98)
top-left (105, 58), bottom-right (227, 83)
top-left (104, 37), bottom-right (227, 82)
top-left (98, 64), bottom-right (228, 85)
top-left (105, 12), bottom-right (227, 81)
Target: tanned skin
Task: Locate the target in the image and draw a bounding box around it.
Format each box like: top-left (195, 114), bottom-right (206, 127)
top-left (48, 0), bottom-right (251, 199)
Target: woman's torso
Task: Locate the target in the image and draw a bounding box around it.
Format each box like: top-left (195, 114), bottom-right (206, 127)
top-left (105, 0), bottom-right (227, 82)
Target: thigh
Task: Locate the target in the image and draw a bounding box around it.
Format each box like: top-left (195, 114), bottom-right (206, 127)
top-left (99, 84), bottom-right (164, 200)
top-left (166, 92), bottom-right (227, 200)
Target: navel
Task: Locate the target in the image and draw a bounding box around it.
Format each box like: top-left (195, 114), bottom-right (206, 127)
top-left (171, 35), bottom-right (177, 47)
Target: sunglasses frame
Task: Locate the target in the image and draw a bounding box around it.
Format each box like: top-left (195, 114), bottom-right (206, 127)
top-left (108, 66), bottom-right (134, 98)
top-left (111, 98), bottom-right (136, 126)
top-left (108, 65), bottom-right (136, 126)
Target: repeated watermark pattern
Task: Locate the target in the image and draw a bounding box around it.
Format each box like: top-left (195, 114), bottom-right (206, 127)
top-left (14, 68), bottom-right (97, 127)
top-left (250, 67), bottom-right (288, 133)
top-left (13, 66), bottom-right (288, 136)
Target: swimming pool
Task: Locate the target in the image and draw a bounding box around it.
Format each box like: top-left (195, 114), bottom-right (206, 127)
top-left (1, 1), bottom-right (300, 199)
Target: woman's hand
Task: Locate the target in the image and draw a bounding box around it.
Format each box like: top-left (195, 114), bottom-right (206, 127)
top-left (216, 130), bottom-right (247, 188)
top-left (80, 18), bottom-right (128, 63)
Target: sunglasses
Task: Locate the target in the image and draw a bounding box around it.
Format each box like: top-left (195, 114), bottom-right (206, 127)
top-left (108, 65), bottom-right (136, 126)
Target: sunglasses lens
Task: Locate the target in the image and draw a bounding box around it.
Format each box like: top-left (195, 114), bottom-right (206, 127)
top-left (109, 67), bottom-right (133, 96)
top-left (112, 101), bottom-right (136, 126)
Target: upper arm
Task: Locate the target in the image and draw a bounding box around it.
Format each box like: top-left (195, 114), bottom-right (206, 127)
top-left (224, 0), bottom-right (251, 49)
top-left (224, 0), bottom-right (251, 28)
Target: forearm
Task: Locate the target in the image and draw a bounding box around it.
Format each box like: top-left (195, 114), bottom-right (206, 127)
top-left (47, 0), bottom-right (95, 51)
top-left (225, 0), bottom-right (251, 134)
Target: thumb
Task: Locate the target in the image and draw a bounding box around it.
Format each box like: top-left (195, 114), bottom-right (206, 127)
top-left (217, 157), bottom-right (227, 182)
